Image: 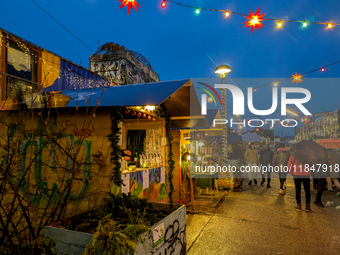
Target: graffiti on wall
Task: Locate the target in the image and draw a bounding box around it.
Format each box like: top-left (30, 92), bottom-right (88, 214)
top-left (2, 120), bottom-right (109, 208)
top-left (73, 125), bottom-right (99, 139)
top-left (151, 207), bottom-right (187, 255)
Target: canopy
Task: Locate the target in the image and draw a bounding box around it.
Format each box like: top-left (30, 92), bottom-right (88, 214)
top-left (242, 132), bottom-right (262, 142)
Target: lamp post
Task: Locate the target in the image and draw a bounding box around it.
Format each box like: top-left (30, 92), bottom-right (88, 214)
top-left (286, 108), bottom-right (299, 138)
top-left (215, 64), bottom-right (231, 165)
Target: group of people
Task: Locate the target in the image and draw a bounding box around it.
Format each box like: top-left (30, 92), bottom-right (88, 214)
top-left (243, 142), bottom-right (340, 213)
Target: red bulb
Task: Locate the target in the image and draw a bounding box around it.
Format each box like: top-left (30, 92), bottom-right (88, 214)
top-left (321, 68), bottom-right (325, 72)
top-left (161, 1), bottom-right (166, 7)
top-left (253, 88), bottom-right (257, 92)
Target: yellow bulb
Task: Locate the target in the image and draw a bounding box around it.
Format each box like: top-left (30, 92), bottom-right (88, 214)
top-left (225, 12), bottom-right (230, 17)
top-left (251, 17), bottom-right (259, 25)
top-left (277, 22), bottom-right (282, 28)
top-left (327, 23), bottom-right (333, 28)
top-left (273, 83), bottom-right (278, 87)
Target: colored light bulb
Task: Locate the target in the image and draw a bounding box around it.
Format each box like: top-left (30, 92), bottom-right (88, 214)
top-left (225, 12), bottom-right (230, 17)
top-left (327, 23), bottom-right (333, 29)
top-left (277, 21), bottom-right (282, 28)
top-left (196, 8), bottom-right (200, 14)
top-left (253, 88), bottom-right (257, 92)
top-left (161, 1), bottom-right (166, 8)
top-left (302, 21), bottom-right (308, 27)
top-left (321, 67), bottom-right (325, 72)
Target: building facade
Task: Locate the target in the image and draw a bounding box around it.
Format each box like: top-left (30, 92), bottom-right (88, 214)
top-left (0, 28), bottom-right (110, 106)
top-left (296, 110), bottom-right (340, 140)
top-left (89, 42), bottom-right (160, 85)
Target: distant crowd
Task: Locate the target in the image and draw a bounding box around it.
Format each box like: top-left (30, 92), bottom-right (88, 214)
top-left (242, 142), bottom-right (340, 213)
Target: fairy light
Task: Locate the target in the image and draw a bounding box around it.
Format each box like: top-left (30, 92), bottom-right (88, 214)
top-left (273, 82), bottom-right (278, 87)
top-left (225, 12), bottom-right (230, 17)
top-left (161, 0), bottom-right (166, 8)
top-left (250, 16), bottom-right (259, 26)
top-left (195, 8), bottom-right (200, 14)
top-left (302, 21), bottom-right (308, 27)
top-left (277, 21), bottom-right (282, 28)
top-left (321, 67), bottom-right (325, 72)
top-left (327, 23), bottom-right (333, 29)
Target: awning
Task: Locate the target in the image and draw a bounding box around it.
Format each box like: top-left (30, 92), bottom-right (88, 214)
top-left (1, 79), bottom-right (207, 128)
top-left (49, 79), bottom-right (191, 108)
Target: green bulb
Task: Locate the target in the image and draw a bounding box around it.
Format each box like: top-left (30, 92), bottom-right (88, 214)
top-left (196, 8), bottom-right (200, 14)
top-left (303, 21), bottom-right (308, 27)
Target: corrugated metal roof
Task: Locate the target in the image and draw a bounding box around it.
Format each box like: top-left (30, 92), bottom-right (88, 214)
top-left (49, 79), bottom-right (191, 108)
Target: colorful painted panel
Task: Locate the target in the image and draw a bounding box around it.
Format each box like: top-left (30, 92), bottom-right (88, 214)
top-left (111, 167), bottom-right (167, 203)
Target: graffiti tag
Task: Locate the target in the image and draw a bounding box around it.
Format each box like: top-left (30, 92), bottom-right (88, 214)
top-left (156, 220), bottom-right (186, 255)
top-left (73, 125), bottom-right (99, 139)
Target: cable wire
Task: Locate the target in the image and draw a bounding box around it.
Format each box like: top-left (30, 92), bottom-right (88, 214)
top-left (30, 0), bottom-right (95, 53)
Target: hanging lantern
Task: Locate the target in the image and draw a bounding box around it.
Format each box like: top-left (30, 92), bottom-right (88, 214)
top-left (152, 117), bottom-right (156, 121)
top-left (143, 113), bottom-right (147, 118)
top-left (137, 112), bottom-right (142, 117)
top-left (125, 109), bottom-right (131, 114)
top-left (132, 111), bottom-right (137, 116)
top-left (148, 115), bottom-right (152, 120)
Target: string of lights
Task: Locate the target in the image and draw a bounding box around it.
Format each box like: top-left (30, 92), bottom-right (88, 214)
top-left (160, 0), bottom-right (339, 32)
top-left (244, 59), bottom-right (340, 94)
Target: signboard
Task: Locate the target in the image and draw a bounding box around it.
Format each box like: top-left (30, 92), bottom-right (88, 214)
top-left (121, 174), bottom-right (130, 194)
top-left (152, 222), bottom-right (165, 248)
top-left (143, 170), bottom-right (149, 190)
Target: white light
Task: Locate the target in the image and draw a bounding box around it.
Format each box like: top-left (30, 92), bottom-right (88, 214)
top-left (215, 68), bottom-right (231, 74)
top-left (145, 105), bottom-right (156, 111)
top-left (286, 109), bottom-right (298, 117)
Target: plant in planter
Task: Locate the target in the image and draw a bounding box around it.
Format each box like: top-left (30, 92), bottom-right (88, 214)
top-left (46, 193), bottom-right (179, 255)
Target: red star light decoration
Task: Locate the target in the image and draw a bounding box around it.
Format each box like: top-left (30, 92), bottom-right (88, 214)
top-left (118, 0), bottom-right (141, 14)
top-left (243, 6), bottom-right (267, 34)
top-left (292, 73), bottom-right (303, 85)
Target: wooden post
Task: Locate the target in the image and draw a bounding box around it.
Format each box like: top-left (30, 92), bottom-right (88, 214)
top-left (189, 163), bottom-right (195, 210)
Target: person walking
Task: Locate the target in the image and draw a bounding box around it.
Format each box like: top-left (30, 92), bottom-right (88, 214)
top-left (260, 144), bottom-right (273, 188)
top-left (244, 142), bottom-right (259, 185)
top-left (272, 143), bottom-right (290, 195)
top-left (288, 154), bottom-right (312, 213)
top-left (314, 156), bottom-right (331, 207)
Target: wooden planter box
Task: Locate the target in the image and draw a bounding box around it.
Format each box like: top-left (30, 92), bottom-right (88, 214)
top-left (44, 203), bottom-right (186, 255)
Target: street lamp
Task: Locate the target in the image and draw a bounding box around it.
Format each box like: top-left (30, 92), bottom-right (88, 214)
top-left (215, 64), bottom-right (231, 83)
top-left (215, 64), bottom-right (232, 165)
